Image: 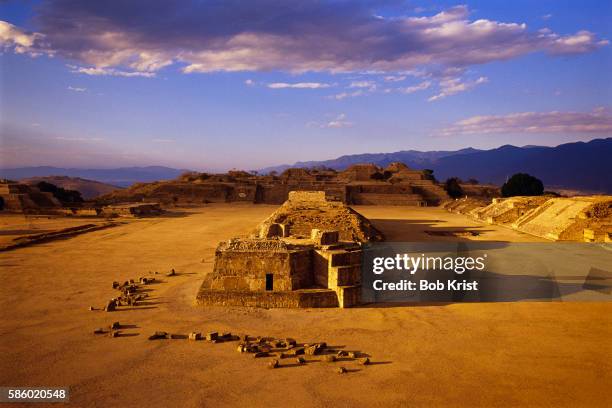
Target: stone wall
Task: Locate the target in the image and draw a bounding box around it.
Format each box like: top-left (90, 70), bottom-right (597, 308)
top-left (209, 246), bottom-right (313, 291)
top-left (196, 288), bottom-right (339, 308)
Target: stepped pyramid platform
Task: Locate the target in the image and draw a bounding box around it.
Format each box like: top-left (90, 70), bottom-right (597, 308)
top-left (197, 191), bottom-right (383, 308)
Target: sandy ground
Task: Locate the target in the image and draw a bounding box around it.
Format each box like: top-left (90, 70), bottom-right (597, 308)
top-left (0, 204), bottom-right (610, 407)
top-left (0, 214), bottom-right (110, 247)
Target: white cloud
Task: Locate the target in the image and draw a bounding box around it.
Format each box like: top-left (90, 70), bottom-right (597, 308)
top-left (326, 113), bottom-right (353, 128)
top-left (244, 79), bottom-right (255, 86)
top-left (55, 136), bottom-right (104, 142)
top-left (267, 82), bottom-right (331, 89)
top-left (428, 76), bottom-right (488, 101)
top-left (542, 14), bottom-right (553, 20)
top-left (0, 20), bottom-right (50, 56)
top-left (1, 3), bottom-right (606, 78)
top-left (349, 80), bottom-right (376, 89)
top-left (329, 90), bottom-right (365, 100)
top-left (308, 113), bottom-right (353, 128)
top-left (399, 80), bottom-right (431, 94)
top-left (67, 86), bottom-right (86, 92)
top-left (68, 65), bottom-right (156, 78)
top-left (440, 108), bottom-right (612, 135)
top-left (384, 75), bottom-right (407, 82)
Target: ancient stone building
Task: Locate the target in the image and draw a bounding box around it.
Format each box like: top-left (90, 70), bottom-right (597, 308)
top-left (100, 202), bottom-right (163, 217)
top-left (197, 191), bottom-right (381, 308)
top-left (0, 181), bottom-right (61, 212)
top-left (98, 162), bottom-right (448, 207)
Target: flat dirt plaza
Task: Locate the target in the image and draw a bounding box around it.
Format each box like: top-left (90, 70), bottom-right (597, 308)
top-left (1, 205), bottom-right (610, 407)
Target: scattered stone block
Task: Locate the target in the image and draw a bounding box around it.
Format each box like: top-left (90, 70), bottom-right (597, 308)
top-left (336, 350), bottom-right (347, 358)
top-left (110, 322), bottom-right (121, 330)
top-left (288, 347), bottom-right (305, 356)
top-left (148, 331), bottom-right (168, 340)
top-left (285, 338), bottom-right (297, 347)
top-left (206, 332), bottom-right (218, 341)
top-left (359, 357), bottom-right (370, 365)
top-left (268, 359), bottom-right (279, 369)
top-left (112, 281), bottom-right (120, 289)
top-left (254, 352), bottom-right (269, 358)
top-left (93, 328), bottom-right (106, 335)
top-left (337, 366), bottom-right (347, 374)
top-left (109, 330), bottom-right (120, 338)
top-left (305, 344), bottom-right (323, 355)
top-left (322, 354), bottom-right (336, 363)
top-left (259, 345), bottom-right (272, 353)
top-left (166, 269), bottom-right (176, 277)
top-left (347, 351), bottom-right (357, 359)
top-left (188, 332), bottom-right (202, 341)
top-left (104, 299), bottom-right (117, 312)
top-left (296, 356), bottom-right (306, 364)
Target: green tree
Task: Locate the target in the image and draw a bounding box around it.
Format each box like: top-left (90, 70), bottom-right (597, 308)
top-left (444, 177), bottom-right (464, 198)
top-left (501, 173), bottom-right (544, 197)
top-left (423, 169), bottom-right (437, 182)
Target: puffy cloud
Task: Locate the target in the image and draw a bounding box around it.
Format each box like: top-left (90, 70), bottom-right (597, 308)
top-left (428, 76), bottom-right (488, 101)
top-left (0, 20), bottom-right (50, 56)
top-left (67, 85), bottom-right (86, 92)
top-left (267, 82), bottom-right (331, 89)
top-left (0, 1), bottom-right (606, 76)
top-left (440, 108), bottom-right (612, 135)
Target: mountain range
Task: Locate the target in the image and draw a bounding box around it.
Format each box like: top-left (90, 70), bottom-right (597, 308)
top-left (261, 138), bottom-right (612, 193)
top-left (0, 166), bottom-right (188, 188)
top-left (1, 138), bottom-right (610, 193)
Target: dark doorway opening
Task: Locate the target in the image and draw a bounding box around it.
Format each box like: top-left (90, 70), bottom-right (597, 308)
top-left (265, 274), bottom-right (274, 291)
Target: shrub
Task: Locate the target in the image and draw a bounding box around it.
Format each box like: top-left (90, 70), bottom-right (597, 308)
top-left (444, 177), bottom-right (464, 198)
top-left (423, 169), bottom-right (437, 182)
top-left (501, 173), bottom-right (544, 197)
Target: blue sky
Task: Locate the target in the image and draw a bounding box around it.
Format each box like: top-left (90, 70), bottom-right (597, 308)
top-left (1, 0), bottom-right (611, 171)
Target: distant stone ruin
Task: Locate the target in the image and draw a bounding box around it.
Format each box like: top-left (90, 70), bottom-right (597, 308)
top-left (197, 191), bottom-right (383, 308)
top-left (0, 180), bottom-right (61, 212)
top-left (100, 202), bottom-right (163, 218)
top-left (445, 195), bottom-right (612, 242)
top-left (98, 162), bottom-right (449, 207)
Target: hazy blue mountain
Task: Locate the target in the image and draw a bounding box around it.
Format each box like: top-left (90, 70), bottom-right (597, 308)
top-left (0, 166), bottom-right (189, 187)
top-left (260, 138), bottom-right (612, 193)
top-left (2, 139), bottom-right (610, 192)
top-left (259, 148), bottom-right (481, 174)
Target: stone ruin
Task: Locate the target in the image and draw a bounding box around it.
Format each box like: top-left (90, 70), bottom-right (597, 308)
top-left (99, 202), bottom-right (163, 218)
top-left (97, 162), bottom-right (449, 207)
top-left (197, 191), bottom-right (383, 308)
top-left (445, 195), bottom-right (612, 242)
top-left (0, 180), bottom-right (61, 212)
